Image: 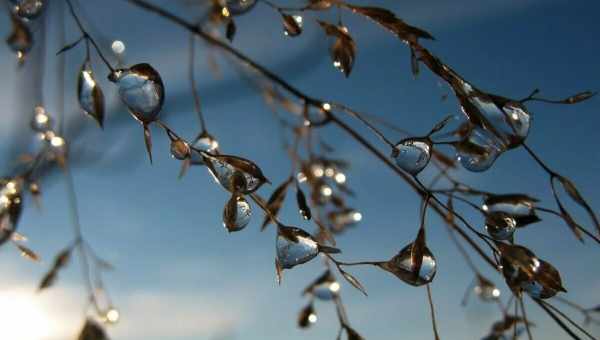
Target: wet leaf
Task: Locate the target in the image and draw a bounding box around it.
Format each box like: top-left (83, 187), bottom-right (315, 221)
top-left (78, 60), bottom-right (105, 127)
top-left (523, 259), bottom-right (567, 299)
top-left (282, 14), bottom-right (302, 37)
top-left (39, 247), bottom-right (71, 290)
top-left (303, 270), bottom-right (339, 300)
top-left (275, 258), bottom-right (283, 285)
top-left (340, 269), bottom-right (368, 297)
top-left (296, 187), bottom-right (312, 220)
top-left (318, 21), bottom-right (356, 77)
top-left (556, 176), bottom-right (600, 235)
top-left (205, 154), bottom-right (269, 194)
top-left (261, 177), bottom-right (292, 230)
top-left (276, 226), bottom-right (339, 270)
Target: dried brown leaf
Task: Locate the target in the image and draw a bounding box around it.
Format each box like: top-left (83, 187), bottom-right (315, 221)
top-left (340, 269), bottom-right (368, 296)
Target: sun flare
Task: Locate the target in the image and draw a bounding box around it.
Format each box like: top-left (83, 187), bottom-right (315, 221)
top-left (0, 290), bottom-right (58, 340)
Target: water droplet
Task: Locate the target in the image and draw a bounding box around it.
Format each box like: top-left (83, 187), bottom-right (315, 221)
top-left (328, 209), bottom-right (361, 232)
top-left (223, 0), bottom-right (256, 15)
top-left (223, 195), bottom-right (251, 232)
top-left (298, 303), bottom-right (317, 329)
top-left (30, 105), bottom-right (53, 132)
top-left (108, 63), bottom-right (164, 124)
top-left (111, 40), bottom-right (125, 55)
top-left (103, 307), bottom-right (120, 324)
top-left (9, 0), bottom-right (44, 19)
top-left (0, 178), bottom-right (23, 245)
top-left (455, 126), bottom-right (505, 172)
top-left (190, 132), bottom-right (219, 165)
top-left (276, 226), bottom-right (319, 269)
top-left (303, 271), bottom-right (340, 301)
top-left (391, 138), bottom-right (432, 175)
top-left (485, 212), bottom-right (517, 241)
top-left (474, 277), bottom-right (501, 302)
top-left (7, 15), bottom-right (32, 64)
top-left (381, 243), bottom-right (437, 286)
top-left (205, 155), bottom-right (268, 194)
top-left (170, 139), bottom-right (190, 160)
top-left (78, 60), bottom-right (105, 127)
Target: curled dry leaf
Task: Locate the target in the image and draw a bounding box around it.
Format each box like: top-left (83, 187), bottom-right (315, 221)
top-left (344, 5), bottom-right (434, 43)
top-left (554, 91), bottom-right (597, 104)
top-left (298, 303), bottom-right (317, 329)
top-left (39, 247), bottom-right (71, 291)
top-left (204, 154), bottom-right (269, 194)
top-left (556, 175), bottom-right (600, 235)
top-left (261, 177), bottom-right (292, 230)
top-left (345, 326), bottom-right (365, 340)
top-left (78, 60), bottom-right (105, 127)
top-left (16, 244), bottom-right (40, 262)
top-left (296, 187), bottom-right (312, 220)
top-left (318, 21), bottom-right (356, 77)
top-left (340, 269), bottom-right (368, 297)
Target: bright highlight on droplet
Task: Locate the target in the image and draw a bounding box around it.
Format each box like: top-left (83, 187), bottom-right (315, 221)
top-left (334, 173), bottom-right (346, 184)
top-left (308, 313), bottom-right (317, 323)
top-left (111, 40), bottom-right (125, 55)
top-left (221, 6), bottom-right (230, 17)
top-left (321, 102), bottom-right (331, 111)
top-left (105, 308), bottom-right (120, 324)
top-left (50, 136), bottom-right (65, 147)
top-left (0, 290), bottom-right (56, 340)
top-left (329, 282), bottom-right (341, 293)
top-left (352, 212), bottom-right (362, 222)
top-left (321, 185), bottom-right (332, 197)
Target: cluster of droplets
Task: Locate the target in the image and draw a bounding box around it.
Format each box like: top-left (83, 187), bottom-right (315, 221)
top-left (30, 106), bottom-right (68, 164)
top-left (5, 0), bottom-right (46, 64)
top-left (219, 0), bottom-right (256, 16)
top-left (9, 0), bottom-right (44, 19)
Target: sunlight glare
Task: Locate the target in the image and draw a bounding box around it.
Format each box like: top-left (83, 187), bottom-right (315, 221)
top-left (0, 290), bottom-right (57, 340)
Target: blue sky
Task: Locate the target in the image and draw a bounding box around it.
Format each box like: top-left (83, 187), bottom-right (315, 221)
top-left (1, 0), bottom-right (599, 339)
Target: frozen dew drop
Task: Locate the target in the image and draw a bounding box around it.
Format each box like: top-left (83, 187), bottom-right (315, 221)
top-left (78, 60), bottom-right (105, 127)
top-left (108, 63), bottom-right (164, 124)
top-left (334, 172), bottom-right (346, 184)
top-left (276, 226), bottom-right (319, 269)
top-left (223, 0), bottom-right (257, 15)
top-left (455, 126), bottom-right (505, 172)
top-left (485, 212), bottom-right (517, 241)
top-left (381, 243), bottom-right (437, 286)
top-left (391, 138), bottom-right (432, 175)
top-left (30, 105), bottom-right (53, 132)
top-left (9, 0), bottom-right (44, 19)
top-left (298, 303), bottom-right (317, 329)
top-left (223, 195), bottom-right (251, 232)
top-left (328, 208), bottom-right (362, 232)
top-left (111, 40), bottom-right (125, 55)
top-left (205, 155), bottom-right (267, 194)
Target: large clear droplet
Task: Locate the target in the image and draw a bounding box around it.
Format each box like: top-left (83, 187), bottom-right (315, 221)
top-left (467, 94), bottom-right (532, 149)
top-left (205, 155), bottom-right (267, 194)
top-left (223, 0), bottom-right (256, 15)
top-left (190, 132), bottom-right (219, 165)
top-left (223, 195), bottom-right (251, 232)
top-left (381, 243), bottom-right (437, 286)
top-left (485, 212), bottom-right (517, 241)
top-left (9, 0), bottom-right (44, 19)
top-left (456, 126), bottom-right (505, 172)
top-left (276, 226), bottom-right (319, 269)
top-left (108, 63), bottom-right (164, 123)
top-left (78, 60), bottom-right (105, 127)
top-left (391, 138), bottom-right (432, 175)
